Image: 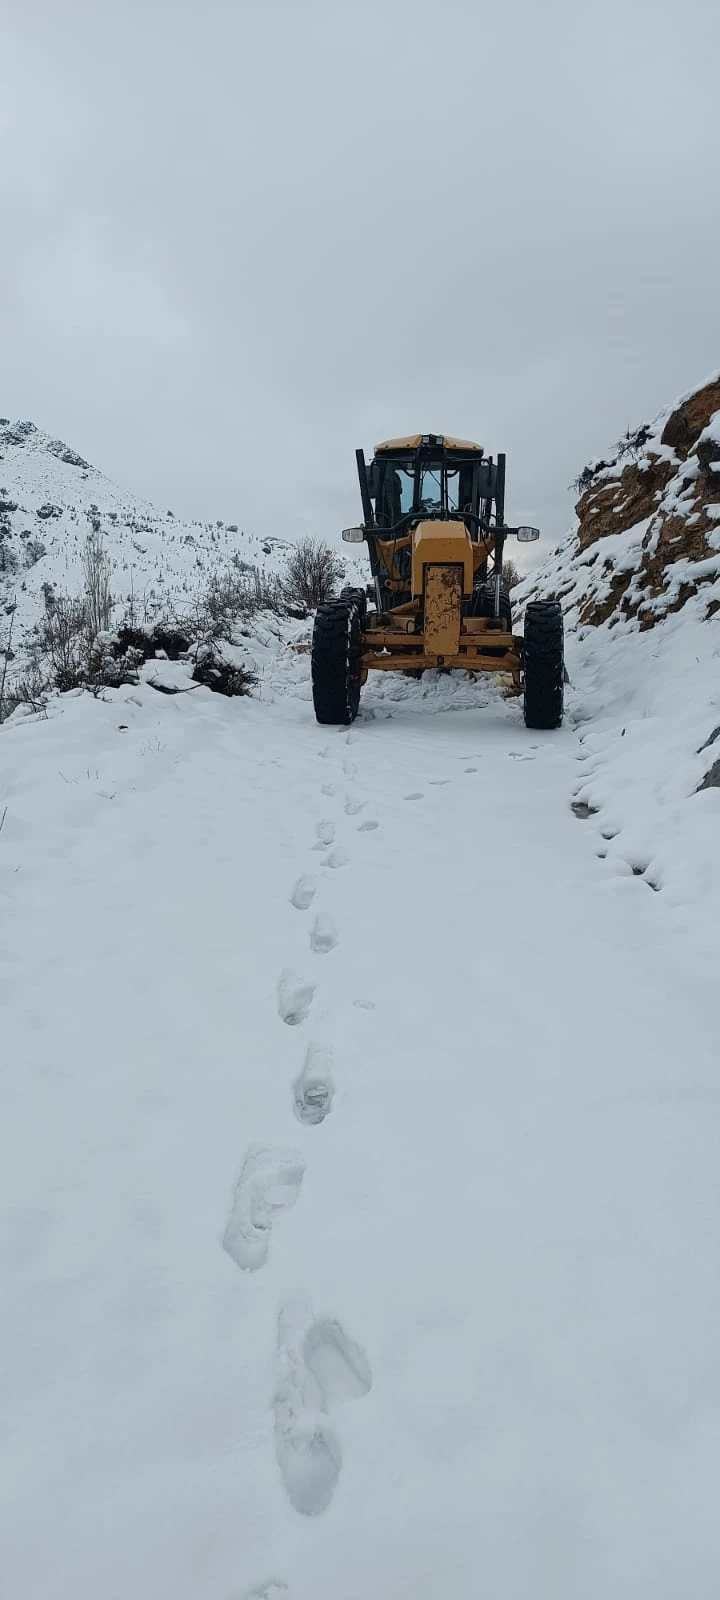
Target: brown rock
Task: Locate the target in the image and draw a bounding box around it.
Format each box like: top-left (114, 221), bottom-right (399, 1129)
top-left (660, 376), bottom-right (720, 459)
top-left (579, 570), bottom-right (629, 627)
top-left (575, 457), bottom-right (673, 551)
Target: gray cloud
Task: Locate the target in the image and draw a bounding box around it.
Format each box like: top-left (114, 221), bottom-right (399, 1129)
top-left (3, 0), bottom-right (719, 568)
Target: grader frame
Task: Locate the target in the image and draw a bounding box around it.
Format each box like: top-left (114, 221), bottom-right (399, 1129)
top-left (349, 433), bottom-right (536, 684)
top-left (311, 433), bottom-right (563, 730)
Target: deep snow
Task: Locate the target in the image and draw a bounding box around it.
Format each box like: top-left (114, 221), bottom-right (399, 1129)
top-left (2, 629), bottom-right (720, 1600)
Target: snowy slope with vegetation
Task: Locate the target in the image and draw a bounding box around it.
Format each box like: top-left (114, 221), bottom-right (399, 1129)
top-left (0, 416), bottom-right (366, 700)
top-left (0, 416), bottom-right (297, 671)
top-left (2, 385), bottom-right (720, 1599)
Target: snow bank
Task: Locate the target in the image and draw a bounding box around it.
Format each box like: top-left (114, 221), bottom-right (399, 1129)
top-left (513, 371), bottom-right (720, 937)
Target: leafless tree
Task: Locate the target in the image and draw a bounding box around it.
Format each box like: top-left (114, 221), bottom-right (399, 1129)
top-left (82, 530), bottom-right (112, 635)
top-left (0, 604), bottom-right (16, 724)
top-left (502, 558), bottom-right (521, 589)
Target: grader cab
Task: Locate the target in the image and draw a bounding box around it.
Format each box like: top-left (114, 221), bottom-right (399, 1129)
top-left (311, 434), bottom-right (564, 729)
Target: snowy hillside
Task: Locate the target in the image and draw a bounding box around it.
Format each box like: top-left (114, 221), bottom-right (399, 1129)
top-left (0, 416), bottom-right (296, 653)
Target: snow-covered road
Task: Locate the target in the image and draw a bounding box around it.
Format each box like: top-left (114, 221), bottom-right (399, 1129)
top-left (2, 652), bottom-right (720, 1600)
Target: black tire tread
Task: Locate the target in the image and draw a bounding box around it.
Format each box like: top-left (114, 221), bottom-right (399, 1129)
top-left (523, 601), bottom-right (564, 729)
top-left (339, 585), bottom-right (368, 622)
top-left (468, 579), bottom-right (513, 630)
top-left (312, 599), bottom-right (362, 725)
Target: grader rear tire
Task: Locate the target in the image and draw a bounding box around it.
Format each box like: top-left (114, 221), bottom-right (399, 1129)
top-left (469, 580), bottom-right (513, 630)
top-left (312, 598), bottom-right (362, 725)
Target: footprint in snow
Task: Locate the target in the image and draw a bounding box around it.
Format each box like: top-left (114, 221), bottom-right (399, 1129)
top-left (354, 998), bottom-right (376, 1011)
top-left (278, 969), bottom-right (315, 1026)
top-left (222, 1147), bottom-right (304, 1271)
top-left (274, 1301), bottom-right (372, 1516)
top-left (357, 820), bottom-right (378, 832)
top-left (343, 758), bottom-right (358, 779)
top-left (320, 782), bottom-right (337, 797)
top-left (571, 801), bottom-right (598, 820)
top-left (293, 1041), bottom-right (335, 1126)
top-left (464, 766), bottom-right (478, 774)
top-left (324, 846), bottom-right (350, 870)
top-left (404, 792), bottom-right (424, 801)
top-left (290, 876), bottom-right (316, 911)
top-left (429, 779), bottom-right (449, 786)
top-left (344, 797), bottom-right (365, 816)
top-left (314, 819), bottom-right (335, 847)
top-left (310, 913), bottom-right (338, 955)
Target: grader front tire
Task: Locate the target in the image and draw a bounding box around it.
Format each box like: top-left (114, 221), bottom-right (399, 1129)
top-left (523, 601), bottom-right (564, 729)
top-left (311, 598), bottom-right (362, 725)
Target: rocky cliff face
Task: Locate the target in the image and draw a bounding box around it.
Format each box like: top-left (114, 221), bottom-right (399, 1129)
top-left (532, 373), bottom-right (720, 631)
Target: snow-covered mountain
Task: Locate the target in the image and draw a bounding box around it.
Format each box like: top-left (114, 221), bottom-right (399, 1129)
top-left (0, 417), bottom-right (295, 651)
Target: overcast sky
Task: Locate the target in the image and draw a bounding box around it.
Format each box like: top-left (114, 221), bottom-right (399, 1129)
top-left (2, 0), bottom-right (719, 563)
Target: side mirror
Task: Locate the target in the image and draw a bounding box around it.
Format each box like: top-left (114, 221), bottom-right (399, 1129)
top-left (342, 526), bottom-right (365, 543)
top-left (517, 526), bottom-right (540, 542)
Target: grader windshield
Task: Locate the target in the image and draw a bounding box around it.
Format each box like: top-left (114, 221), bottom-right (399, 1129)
top-left (372, 445), bottom-right (494, 533)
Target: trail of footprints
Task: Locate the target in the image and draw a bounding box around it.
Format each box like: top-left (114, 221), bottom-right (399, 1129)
top-left (223, 735), bottom-right (376, 1559)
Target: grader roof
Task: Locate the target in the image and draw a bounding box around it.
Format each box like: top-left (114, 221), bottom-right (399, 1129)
top-left (375, 434), bottom-right (484, 454)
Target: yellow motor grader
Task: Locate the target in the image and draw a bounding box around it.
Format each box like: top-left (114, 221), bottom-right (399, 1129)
top-left (311, 434), bottom-right (564, 729)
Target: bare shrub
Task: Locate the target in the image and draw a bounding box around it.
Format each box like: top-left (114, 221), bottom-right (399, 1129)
top-left (24, 537), bottom-right (47, 568)
top-left (281, 538), bottom-right (343, 610)
top-left (10, 666), bottom-right (51, 717)
top-left (35, 594), bottom-right (88, 690)
top-left (21, 536), bottom-right (122, 694)
top-left (198, 565), bottom-right (288, 636)
top-left (615, 422), bottom-right (652, 462)
top-left (0, 528), bottom-right (17, 574)
top-left (85, 634), bottom-right (144, 689)
top-left (83, 531), bottom-right (112, 635)
top-left (191, 644), bottom-right (256, 696)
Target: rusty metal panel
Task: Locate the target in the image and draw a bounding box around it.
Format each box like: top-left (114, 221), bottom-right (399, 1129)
top-left (423, 565), bottom-right (462, 657)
